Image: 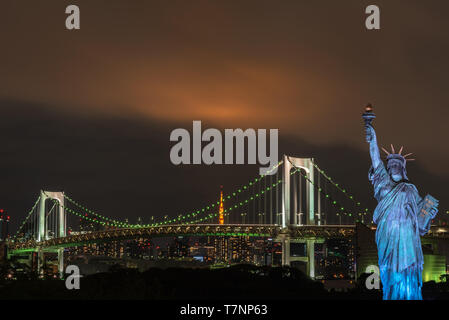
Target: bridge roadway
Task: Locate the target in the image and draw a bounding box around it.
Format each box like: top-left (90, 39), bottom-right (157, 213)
top-left (8, 224), bottom-right (449, 253)
top-left (8, 224), bottom-right (355, 252)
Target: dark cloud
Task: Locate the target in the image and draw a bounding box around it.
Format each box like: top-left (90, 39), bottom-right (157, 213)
top-left (0, 1), bottom-right (448, 229)
top-left (0, 99), bottom-right (446, 231)
top-left (1, 1), bottom-right (448, 173)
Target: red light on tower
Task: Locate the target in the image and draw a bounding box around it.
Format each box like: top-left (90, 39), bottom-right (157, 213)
top-left (218, 186), bottom-right (224, 225)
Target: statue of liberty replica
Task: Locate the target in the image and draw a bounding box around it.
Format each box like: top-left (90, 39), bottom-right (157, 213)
top-left (363, 105), bottom-right (439, 300)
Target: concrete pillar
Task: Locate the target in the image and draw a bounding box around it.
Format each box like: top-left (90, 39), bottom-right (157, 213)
top-left (58, 248), bottom-right (64, 279)
top-left (293, 173), bottom-right (298, 226)
top-left (57, 194), bottom-right (66, 238)
top-left (31, 251), bottom-right (37, 273)
top-left (37, 248), bottom-right (44, 277)
top-left (38, 191), bottom-right (46, 242)
top-left (281, 235), bottom-right (291, 266)
top-left (282, 155), bottom-right (290, 228)
top-left (305, 161), bottom-right (315, 226)
top-left (306, 239), bottom-right (315, 279)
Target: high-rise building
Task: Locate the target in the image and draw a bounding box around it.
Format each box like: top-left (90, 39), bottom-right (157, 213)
top-left (189, 237), bottom-right (215, 262)
top-left (214, 236), bottom-right (228, 262)
top-left (168, 236), bottom-right (190, 258)
top-left (0, 209), bottom-right (10, 241)
top-left (0, 241), bottom-right (6, 262)
top-left (213, 236), bottom-right (257, 264)
top-left (323, 238), bottom-right (355, 279)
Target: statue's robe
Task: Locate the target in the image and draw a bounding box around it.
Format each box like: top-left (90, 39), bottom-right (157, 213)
top-left (369, 164), bottom-right (429, 300)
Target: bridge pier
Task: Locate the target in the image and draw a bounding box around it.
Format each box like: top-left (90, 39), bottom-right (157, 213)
top-left (280, 234), bottom-right (290, 266)
top-left (279, 233), bottom-right (317, 279)
top-left (58, 248), bottom-right (64, 279)
top-left (37, 248), bottom-right (44, 277)
top-left (306, 239), bottom-right (315, 279)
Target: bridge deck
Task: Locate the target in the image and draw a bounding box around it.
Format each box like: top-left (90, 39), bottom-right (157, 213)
top-left (8, 224), bottom-right (356, 251)
top-left (8, 224), bottom-right (448, 252)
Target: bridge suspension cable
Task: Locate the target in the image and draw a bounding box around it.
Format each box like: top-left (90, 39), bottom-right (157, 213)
top-left (13, 158), bottom-right (377, 239)
top-left (61, 178), bottom-right (280, 228)
top-left (172, 165), bottom-right (321, 226)
top-left (64, 160), bottom-right (367, 229)
top-left (12, 195), bottom-right (40, 240)
top-left (61, 160), bottom-right (284, 228)
top-left (61, 164), bottom-right (293, 228)
top-left (286, 157), bottom-right (369, 225)
top-left (64, 194), bottom-right (134, 228)
top-left (311, 160), bottom-right (369, 213)
top-left (182, 177), bottom-right (285, 225)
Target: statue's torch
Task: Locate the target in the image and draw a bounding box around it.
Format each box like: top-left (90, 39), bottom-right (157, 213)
top-left (362, 103), bottom-right (376, 126)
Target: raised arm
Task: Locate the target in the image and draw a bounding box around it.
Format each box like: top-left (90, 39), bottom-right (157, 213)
top-left (365, 124), bottom-right (382, 169)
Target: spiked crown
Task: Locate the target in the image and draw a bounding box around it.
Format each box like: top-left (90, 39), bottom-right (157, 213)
top-left (381, 144), bottom-right (415, 163)
top-left (381, 144), bottom-right (414, 180)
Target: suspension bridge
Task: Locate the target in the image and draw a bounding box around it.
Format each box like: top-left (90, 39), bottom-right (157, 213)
top-left (5, 155), bottom-right (447, 279)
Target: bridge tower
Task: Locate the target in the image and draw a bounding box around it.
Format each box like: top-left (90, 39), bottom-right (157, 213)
top-left (280, 155), bottom-right (317, 278)
top-left (37, 190), bottom-right (66, 278)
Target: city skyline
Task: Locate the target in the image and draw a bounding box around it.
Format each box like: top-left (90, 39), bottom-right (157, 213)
top-left (0, 1), bottom-right (448, 303)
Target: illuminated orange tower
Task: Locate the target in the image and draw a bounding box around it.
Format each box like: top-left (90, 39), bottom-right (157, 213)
top-left (218, 185), bottom-right (224, 225)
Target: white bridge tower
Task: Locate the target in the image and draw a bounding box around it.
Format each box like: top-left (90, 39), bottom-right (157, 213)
top-left (280, 155), bottom-right (319, 279)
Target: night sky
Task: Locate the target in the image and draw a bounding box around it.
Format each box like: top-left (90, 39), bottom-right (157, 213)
top-left (0, 1), bottom-right (448, 231)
